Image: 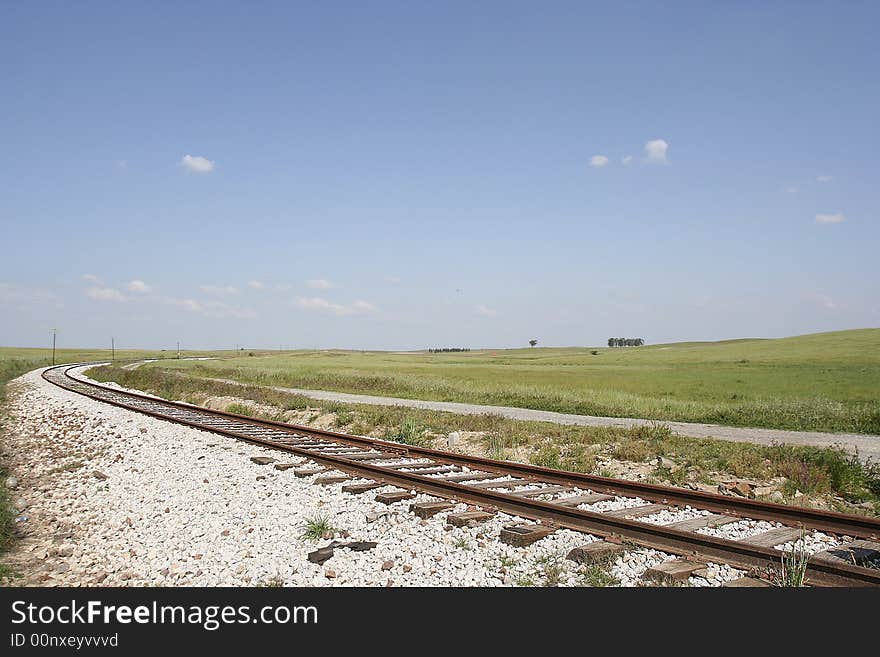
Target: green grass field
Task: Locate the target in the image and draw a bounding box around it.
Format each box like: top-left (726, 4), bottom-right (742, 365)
top-left (140, 329), bottom-right (880, 434)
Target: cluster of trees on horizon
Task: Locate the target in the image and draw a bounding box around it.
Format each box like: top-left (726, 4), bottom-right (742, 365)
top-left (427, 347), bottom-right (471, 353)
top-left (607, 337), bottom-right (645, 347)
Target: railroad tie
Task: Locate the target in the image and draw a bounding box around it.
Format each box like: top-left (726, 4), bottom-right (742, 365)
top-left (642, 559), bottom-right (706, 586)
top-left (739, 526), bottom-right (807, 548)
top-left (722, 576), bottom-right (771, 587)
top-left (313, 475), bottom-right (350, 486)
top-left (566, 541), bottom-right (626, 565)
top-left (500, 523), bottom-right (555, 547)
top-left (341, 481), bottom-right (383, 494)
top-left (446, 511), bottom-right (495, 527)
top-left (410, 501), bottom-right (455, 519)
top-left (555, 493), bottom-right (614, 507)
top-left (376, 490), bottom-right (417, 505)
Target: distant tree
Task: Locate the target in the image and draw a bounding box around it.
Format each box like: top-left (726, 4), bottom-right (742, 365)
top-left (607, 337), bottom-right (644, 348)
top-left (529, 339), bottom-right (538, 347)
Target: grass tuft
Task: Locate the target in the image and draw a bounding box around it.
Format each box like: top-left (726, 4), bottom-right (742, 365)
top-left (299, 514), bottom-right (336, 541)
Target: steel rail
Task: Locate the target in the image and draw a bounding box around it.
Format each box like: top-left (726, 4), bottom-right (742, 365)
top-left (43, 363), bottom-right (880, 587)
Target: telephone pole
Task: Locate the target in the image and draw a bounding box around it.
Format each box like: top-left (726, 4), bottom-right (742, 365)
top-left (111, 337), bottom-right (115, 361)
top-left (177, 342), bottom-right (180, 359)
top-left (51, 328), bottom-right (57, 365)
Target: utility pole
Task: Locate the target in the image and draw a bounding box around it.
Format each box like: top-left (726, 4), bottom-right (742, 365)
top-left (177, 342), bottom-right (180, 360)
top-left (111, 337), bottom-right (115, 361)
top-left (51, 328), bottom-right (57, 365)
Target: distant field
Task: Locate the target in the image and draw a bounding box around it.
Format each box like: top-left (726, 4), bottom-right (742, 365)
top-left (141, 329), bottom-right (880, 434)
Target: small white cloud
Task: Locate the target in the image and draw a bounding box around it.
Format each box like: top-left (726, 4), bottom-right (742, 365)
top-left (295, 296), bottom-right (376, 316)
top-left (644, 139), bottom-right (669, 163)
top-left (200, 285), bottom-right (239, 296)
top-left (115, 160), bottom-right (127, 170)
top-left (172, 298), bottom-right (203, 313)
top-left (86, 287), bottom-right (127, 302)
top-left (475, 304), bottom-right (497, 317)
top-left (816, 175), bottom-right (833, 183)
top-left (622, 155), bottom-right (633, 166)
top-left (162, 296), bottom-right (255, 319)
top-left (247, 280), bottom-right (264, 290)
top-left (306, 279), bottom-right (335, 290)
top-left (180, 154), bottom-right (215, 173)
top-left (589, 155), bottom-right (609, 168)
top-left (784, 186), bottom-right (799, 194)
top-left (82, 273), bottom-right (101, 284)
top-left (815, 213), bottom-right (845, 224)
top-left (126, 279), bottom-right (152, 294)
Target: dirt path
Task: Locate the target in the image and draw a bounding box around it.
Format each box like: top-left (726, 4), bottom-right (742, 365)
top-left (206, 378), bottom-right (880, 463)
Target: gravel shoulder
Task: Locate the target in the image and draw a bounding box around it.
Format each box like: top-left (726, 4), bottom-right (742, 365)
top-left (206, 378), bottom-right (880, 462)
top-left (1, 366), bottom-right (749, 587)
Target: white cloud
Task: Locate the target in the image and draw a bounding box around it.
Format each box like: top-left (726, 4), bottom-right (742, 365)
top-left (115, 160), bottom-right (127, 170)
top-left (86, 287), bottom-right (127, 302)
top-left (126, 279), bottom-right (152, 294)
top-left (164, 296), bottom-right (255, 319)
top-left (170, 298), bottom-right (203, 313)
top-left (589, 155), bottom-right (609, 168)
top-left (622, 155), bottom-right (633, 166)
top-left (816, 175), bottom-right (833, 183)
top-left (201, 300), bottom-right (256, 319)
top-left (180, 154), bottom-right (215, 173)
top-left (644, 139), bottom-right (669, 163)
top-left (247, 280), bottom-right (264, 290)
top-left (784, 186), bottom-right (799, 194)
top-left (818, 295), bottom-right (836, 310)
top-left (306, 279), bottom-right (335, 290)
top-left (475, 304), bottom-right (497, 317)
top-left (295, 296), bottom-right (377, 316)
top-left (200, 285), bottom-right (239, 296)
top-left (82, 273), bottom-right (101, 284)
top-left (815, 213), bottom-right (845, 224)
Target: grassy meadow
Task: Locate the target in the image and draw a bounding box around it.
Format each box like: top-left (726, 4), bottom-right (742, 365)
top-left (140, 329), bottom-right (880, 434)
top-left (87, 362), bottom-right (880, 514)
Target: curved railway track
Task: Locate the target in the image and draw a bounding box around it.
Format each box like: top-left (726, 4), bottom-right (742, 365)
top-left (44, 363), bottom-right (880, 586)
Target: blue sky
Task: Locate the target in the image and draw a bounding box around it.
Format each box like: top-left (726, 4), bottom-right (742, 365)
top-left (1, 1), bottom-right (877, 350)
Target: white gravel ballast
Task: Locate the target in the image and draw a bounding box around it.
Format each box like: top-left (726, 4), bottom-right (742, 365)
top-left (1, 367), bottom-right (744, 587)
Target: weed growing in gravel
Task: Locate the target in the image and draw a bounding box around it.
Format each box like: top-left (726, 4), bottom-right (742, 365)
top-left (299, 515), bottom-right (336, 541)
top-left (541, 557), bottom-right (565, 586)
top-left (515, 576), bottom-right (536, 587)
top-left (579, 564), bottom-right (620, 587)
top-left (333, 409), bottom-right (354, 428)
top-left (387, 418), bottom-right (430, 447)
top-left (530, 445), bottom-right (562, 470)
top-left (259, 575), bottom-right (286, 587)
top-left (499, 555), bottom-right (518, 568)
top-left (775, 534), bottom-right (810, 587)
top-left (486, 434), bottom-right (509, 460)
top-left (225, 403), bottom-right (254, 417)
top-left (453, 538), bottom-right (471, 550)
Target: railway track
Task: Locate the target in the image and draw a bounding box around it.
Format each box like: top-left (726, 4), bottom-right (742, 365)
top-left (44, 363), bottom-right (880, 587)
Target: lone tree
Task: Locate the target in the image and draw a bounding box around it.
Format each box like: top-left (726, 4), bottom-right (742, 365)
top-left (529, 339), bottom-right (538, 347)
